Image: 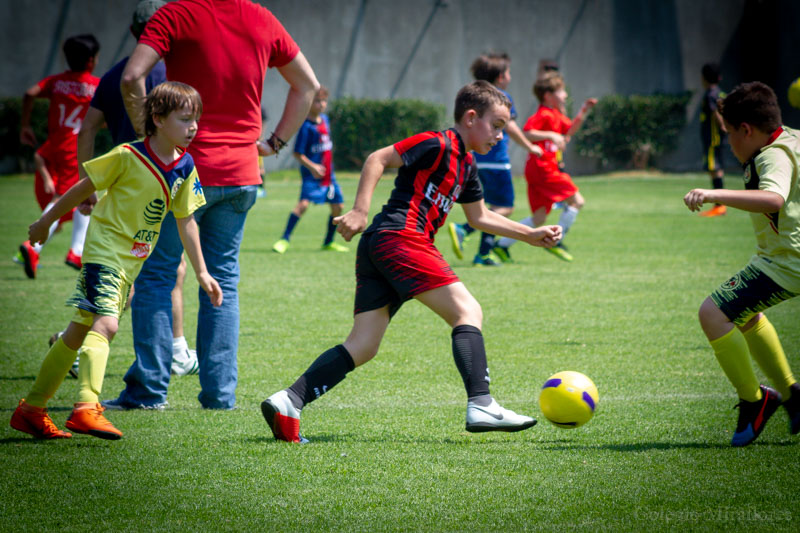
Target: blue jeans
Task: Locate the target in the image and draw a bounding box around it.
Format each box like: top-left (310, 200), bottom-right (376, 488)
top-left (116, 185), bottom-right (257, 409)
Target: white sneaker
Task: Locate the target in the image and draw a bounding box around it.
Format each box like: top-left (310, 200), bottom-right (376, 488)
top-left (171, 347), bottom-right (199, 376)
top-left (465, 397), bottom-right (537, 433)
top-left (261, 390), bottom-right (305, 443)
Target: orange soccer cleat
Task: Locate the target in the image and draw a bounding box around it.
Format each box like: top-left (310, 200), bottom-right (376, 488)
top-left (64, 250), bottom-right (82, 270)
top-left (65, 403), bottom-right (123, 440)
top-left (699, 205), bottom-right (727, 217)
top-left (10, 399), bottom-right (72, 439)
top-left (19, 241), bottom-right (39, 279)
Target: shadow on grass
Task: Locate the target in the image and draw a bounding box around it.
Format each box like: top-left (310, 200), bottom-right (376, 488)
top-left (537, 439), bottom-right (797, 451)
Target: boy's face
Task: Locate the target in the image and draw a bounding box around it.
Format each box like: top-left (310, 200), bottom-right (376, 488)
top-left (310, 95), bottom-right (328, 117)
top-left (545, 86), bottom-right (568, 108)
top-left (156, 104), bottom-right (199, 147)
top-left (463, 103), bottom-right (510, 154)
top-left (495, 68), bottom-right (511, 90)
top-left (724, 120), bottom-right (758, 163)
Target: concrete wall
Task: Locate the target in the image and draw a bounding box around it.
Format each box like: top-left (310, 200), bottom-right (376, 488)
top-left (2, 0), bottom-right (798, 174)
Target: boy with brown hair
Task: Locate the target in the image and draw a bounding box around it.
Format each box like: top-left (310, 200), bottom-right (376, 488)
top-left (495, 71), bottom-right (597, 262)
top-left (684, 81), bottom-right (800, 446)
top-left (10, 82), bottom-right (222, 440)
top-left (261, 81), bottom-right (562, 443)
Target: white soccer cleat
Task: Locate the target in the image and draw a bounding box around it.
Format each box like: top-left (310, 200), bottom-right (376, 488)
top-left (465, 398), bottom-right (537, 433)
top-left (261, 390), bottom-right (304, 443)
top-left (171, 347), bottom-right (199, 376)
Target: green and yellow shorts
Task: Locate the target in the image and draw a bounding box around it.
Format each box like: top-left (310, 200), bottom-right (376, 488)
top-left (710, 264), bottom-right (798, 326)
top-left (66, 263), bottom-right (132, 326)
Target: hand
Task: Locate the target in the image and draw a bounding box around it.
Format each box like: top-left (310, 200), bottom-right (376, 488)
top-left (530, 144), bottom-right (544, 158)
top-left (684, 188), bottom-right (712, 212)
top-left (198, 272), bottom-right (224, 307)
top-left (310, 163), bottom-right (326, 179)
top-left (549, 132), bottom-right (567, 151)
top-left (77, 193), bottom-right (98, 216)
top-left (29, 217), bottom-right (51, 245)
top-left (333, 209), bottom-right (368, 242)
top-left (528, 225), bottom-right (562, 248)
top-left (256, 140), bottom-right (276, 157)
top-left (582, 98), bottom-right (598, 111)
top-left (20, 126), bottom-right (37, 147)
top-left (42, 175), bottom-right (55, 196)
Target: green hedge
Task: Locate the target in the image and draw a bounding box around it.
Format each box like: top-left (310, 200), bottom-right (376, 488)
top-left (0, 97), bottom-right (113, 173)
top-left (573, 92), bottom-right (691, 170)
top-left (329, 98), bottom-right (447, 170)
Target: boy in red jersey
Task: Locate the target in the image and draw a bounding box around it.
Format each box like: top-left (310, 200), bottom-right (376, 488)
top-left (495, 72), bottom-right (596, 262)
top-left (17, 34), bottom-right (100, 278)
top-left (261, 81), bottom-right (562, 443)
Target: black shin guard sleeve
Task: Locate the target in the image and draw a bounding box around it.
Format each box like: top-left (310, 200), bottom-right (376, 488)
top-left (288, 344), bottom-right (355, 408)
top-left (451, 325), bottom-right (490, 399)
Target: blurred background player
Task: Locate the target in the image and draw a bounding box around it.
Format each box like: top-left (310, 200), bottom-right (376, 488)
top-left (16, 34), bottom-right (100, 279)
top-left (683, 81), bottom-right (800, 446)
top-left (75, 0), bottom-right (197, 377)
top-left (272, 85), bottom-right (348, 254)
top-left (698, 62), bottom-right (728, 217)
top-left (495, 71), bottom-right (596, 262)
top-left (447, 52), bottom-right (543, 266)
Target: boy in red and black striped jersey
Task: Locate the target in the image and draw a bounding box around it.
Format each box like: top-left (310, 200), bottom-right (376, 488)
top-left (261, 81), bottom-right (562, 443)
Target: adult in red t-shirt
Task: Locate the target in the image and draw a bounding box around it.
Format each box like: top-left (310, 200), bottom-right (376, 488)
top-left (18, 34), bottom-right (100, 279)
top-left (107, 0), bottom-right (319, 411)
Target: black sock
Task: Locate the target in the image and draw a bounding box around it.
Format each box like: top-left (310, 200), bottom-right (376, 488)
top-left (463, 223), bottom-right (476, 235)
top-left (323, 215), bottom-right (336, 245)
top-left (451, 325), bottom-right (490, 399)
top-left (712, 177), bottom-right (724, 189)
top-left (478, 233), bottom-right (496, 256)
top-left (287, 344), bottom-right (355, 409)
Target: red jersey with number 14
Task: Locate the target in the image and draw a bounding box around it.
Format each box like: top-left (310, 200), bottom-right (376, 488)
top-left (36, 70), bottom-right (99, 170)
top-left (365, 129), bottom-right (483, 241)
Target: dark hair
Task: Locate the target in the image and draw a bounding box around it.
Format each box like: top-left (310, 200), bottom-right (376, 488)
top-left (701, 62), bottom-right (721, 84)
top-left (317, 85), bottom-right (329, 99)
top-left (63, 34), bottom-right (100, 72)
top-left (470, 52), bottom-right (511, 83)
top-left (719, 81), bottom-right (781, 133)
top-left (144, 81), bottom-right (203, 137)
top-left (533, 72), bottom-right (565, 102)
top-left (454, 80), bottom-right (511, 122)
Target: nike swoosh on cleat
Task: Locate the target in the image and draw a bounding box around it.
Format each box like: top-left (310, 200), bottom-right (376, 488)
top-left (472, 406), bottom-right (504, 420)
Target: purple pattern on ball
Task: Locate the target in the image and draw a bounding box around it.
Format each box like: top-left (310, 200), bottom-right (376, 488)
top-left (582, 391), bottom-right (596, 411)
top-left (542, 378), bottom-right (562, 389)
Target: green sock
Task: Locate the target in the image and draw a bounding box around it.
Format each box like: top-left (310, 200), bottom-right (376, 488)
top-left (709, 328), bottom-right (762, 402)
top-left (27, 336), bottom-right (77, 408)
top-left (77, 331), bottom-right (110, 404)
top-left (743, 315), bottom-right (796, 399)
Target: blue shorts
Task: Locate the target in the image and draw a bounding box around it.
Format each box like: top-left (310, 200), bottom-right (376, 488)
top-left (300, 179), bottom-right (344, 204)
top-left (477, 166), bottom-right (514, 208)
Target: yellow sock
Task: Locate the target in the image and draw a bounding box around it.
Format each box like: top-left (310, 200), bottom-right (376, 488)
top-left (27, 336), bottom-right (78, 408)
top-left (709, 328), bottom-right (762, 402)
top-left (77, 331), bottom-right (110, 404)
top-left (743, 315), bottom-right (796, 399)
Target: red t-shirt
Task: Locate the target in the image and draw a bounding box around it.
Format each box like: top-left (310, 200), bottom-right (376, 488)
top-left (139, 0), bottom-right (299, 186)
top-left (36, 70), bottom-right (99, 170)
top-left (524, 105), bottom-right (572, 178)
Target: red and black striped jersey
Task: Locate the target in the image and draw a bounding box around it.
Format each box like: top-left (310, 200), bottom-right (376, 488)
top-left (365, 129), bottom-right (483, 241)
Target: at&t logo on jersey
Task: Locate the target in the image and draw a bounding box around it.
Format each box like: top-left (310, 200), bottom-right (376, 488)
top-left (144, 199), bottom-right (166, 225)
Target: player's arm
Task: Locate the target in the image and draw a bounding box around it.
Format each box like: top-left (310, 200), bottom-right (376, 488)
top-left (461, 200), bottom-right (561, 248)
top-left (524, 129), bottom-right (566, 151)
top-left (121, 43), bottom-right (161, 137)
top-left (684, 188), bottom-right (784, 213)
top-left (33, 152), bottom-right (55, 196)
top-left (334, 145), bottom-right (403, 241)
top-left (257, 52), bottom-right (319, 157)
top-left (566, 98), bottom-right (598, 137)
top-left (505, 120), bottom-right (543, 157)
top-left (20, 83), bottom-right (42, 146)
top-left (175, 215), bottom-right (223, 307)
top-left (293, 152), bottom-right (325, 178)
top-left (76, 106), bottom-right (106, 214)
top-left (29, 178), bottom-right (96, 244)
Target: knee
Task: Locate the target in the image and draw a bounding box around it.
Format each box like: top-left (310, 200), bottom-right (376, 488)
top-left (567, 195), bottom-right (585, 210)
top-left (345, 339), bottom-right (380, 367)
top-left (456, 301), bottom-right (483, 329)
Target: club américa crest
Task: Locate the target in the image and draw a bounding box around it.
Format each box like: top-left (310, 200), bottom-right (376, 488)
top-left (721, 273), bottom-right (742, 291)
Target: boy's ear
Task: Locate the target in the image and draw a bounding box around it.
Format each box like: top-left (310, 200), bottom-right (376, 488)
top-left (152, 114), bottom-right (164, 128)
top-left (462, 109), bottom-right (477, 127)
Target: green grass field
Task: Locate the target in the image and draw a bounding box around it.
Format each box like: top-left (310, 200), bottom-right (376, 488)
top-left (0, 171), bottom-right (798, 532)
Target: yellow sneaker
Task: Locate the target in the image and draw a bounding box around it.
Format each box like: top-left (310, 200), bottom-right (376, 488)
top-left (545, 243), bottom-right (573, 262)
top-left (10, 399), bottom-right (72, 439)
top-left (321, 242), bottom-right (349, 252)
top-left (272, 239), bottom-right (290, 254)
top-left (65, 403), bottom-right (123, 440)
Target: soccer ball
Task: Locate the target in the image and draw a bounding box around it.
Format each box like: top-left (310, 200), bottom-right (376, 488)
top-left (539, 371), bottom-right (599, 428)
top-left (789, 78), bottom-right (800, 109)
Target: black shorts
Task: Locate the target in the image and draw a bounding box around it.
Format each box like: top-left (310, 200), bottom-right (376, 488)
top-left (702, 143), bottom-right (725, 172)
top-left (710, 264), bottom-right (798, 326)
top-left (354, 230), bottom-right (459, 317)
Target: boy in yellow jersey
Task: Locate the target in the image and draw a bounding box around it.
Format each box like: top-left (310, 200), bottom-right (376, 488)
top-left (684, 81), bottom-right (800, 447)
top-left (10, 81), bottom-right (222, 440)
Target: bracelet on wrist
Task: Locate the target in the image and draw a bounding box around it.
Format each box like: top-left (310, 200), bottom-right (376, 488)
top-left (266, 132), bottom-right (287, 153)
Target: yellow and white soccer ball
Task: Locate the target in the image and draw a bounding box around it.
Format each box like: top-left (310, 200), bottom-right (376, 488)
top-left (539, 371), bottom-right (599, 428)
top-left (789, 77), bottom-right (800, 109)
